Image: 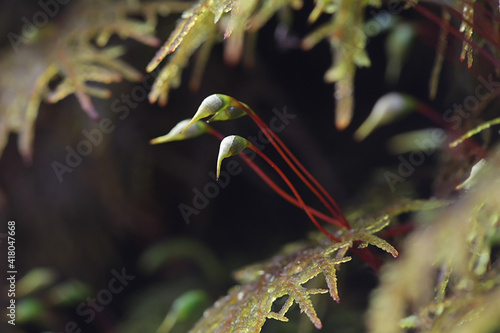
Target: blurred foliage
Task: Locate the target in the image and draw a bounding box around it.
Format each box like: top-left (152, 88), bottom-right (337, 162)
top-left (0, 0), bottom-right (190, 160)
top-left (2, 0), bottom-right (500, 159)
top-left (368, 148), bottom-right (500, 333)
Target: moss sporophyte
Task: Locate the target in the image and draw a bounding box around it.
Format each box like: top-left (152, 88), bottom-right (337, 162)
top-left (151, 94), bottom-right (398, 270)
top-left (149, 93), bottom-right (409, 332)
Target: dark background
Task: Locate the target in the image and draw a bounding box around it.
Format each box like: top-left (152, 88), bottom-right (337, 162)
top-left (0, 1), bottom-right (481, 332)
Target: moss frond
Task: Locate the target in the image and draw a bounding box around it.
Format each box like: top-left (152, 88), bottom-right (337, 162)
top-left (147, 0), bottom-right (385, 130)
top-left (146, 0), bottom-right (302, 105)
top-left (0, 0), bottom-right (189, 161)
top-left (367, 146), bottom-right (500, 333)
top-left (187, 195), bottom-right (445, 332)
top-left (303, 0), bottom-right (381, 130)
top-left (189, 241), bottom-right (352, 332)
